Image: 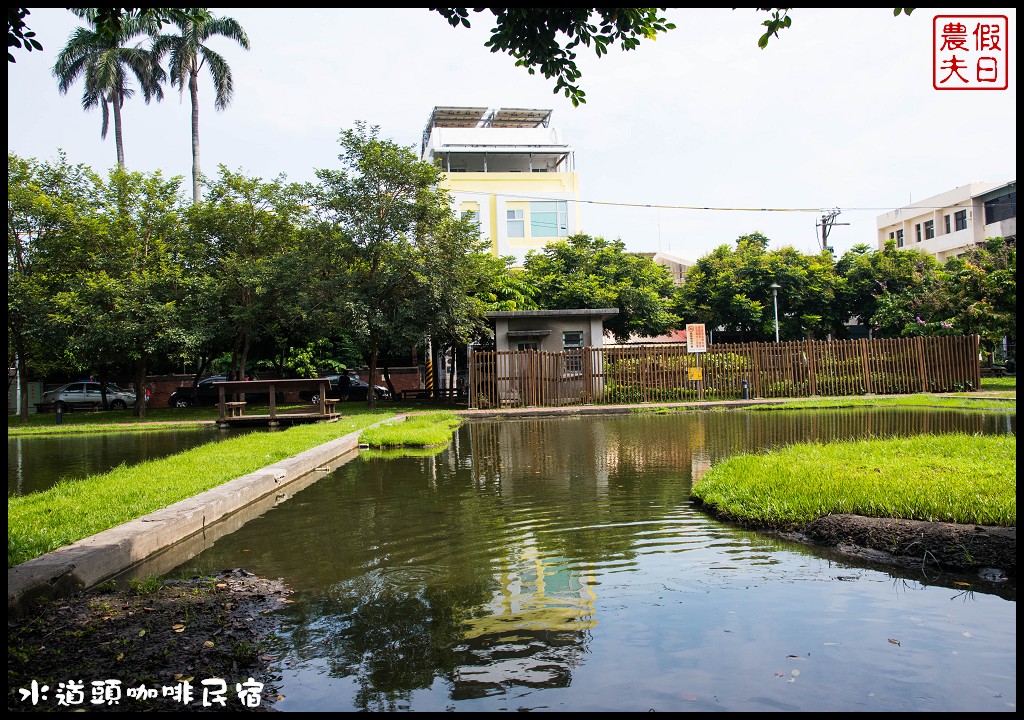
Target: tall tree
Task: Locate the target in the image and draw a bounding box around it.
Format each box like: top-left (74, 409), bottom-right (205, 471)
top-left (49, 166), bottom-right (188, 418)
top-left (521, 233), bottom-right (679, 343)
top-left (8, 152), bottom-right (102, 419)
top-left (151, 9), bottom-right (250, 203)
top-left (312, 122), bottom-right (495, 408)
top-left (835, 240), bottom-right (940, 338)
top-left (676, 232), bottom-right (847, 342)
top-left (52, 9), bottom-right (165, 168)
top-left (186, 167), bottom-right (310, 382)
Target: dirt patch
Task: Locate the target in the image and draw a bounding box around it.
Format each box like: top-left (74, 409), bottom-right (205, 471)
top-left (8, 568), bottom-right (289, 713)
top-left (792, 513), bottom-right (1016, 575)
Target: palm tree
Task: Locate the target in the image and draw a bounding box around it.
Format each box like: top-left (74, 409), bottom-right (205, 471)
top-left (52, 9), bottom-right (165, 168)
top-left (151, 9), bottom-right (250, 203)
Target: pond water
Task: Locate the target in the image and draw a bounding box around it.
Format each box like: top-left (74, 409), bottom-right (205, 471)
top-left (156, 407), bottom-right (1016, 712)
top-left (8, 426), bottom-right (258, 497)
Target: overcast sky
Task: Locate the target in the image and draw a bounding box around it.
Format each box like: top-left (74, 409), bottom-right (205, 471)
top-left (8, 7), bottom-right (1017, 262)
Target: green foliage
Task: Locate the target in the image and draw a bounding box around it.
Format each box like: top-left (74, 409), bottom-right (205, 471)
top-left (757, 8), bottom-right (913, 49)
top-left (676, 232), bottom-right (846, 341)
top-left (313, 122), bottom-right (503, 406)
top-left (433, 8), bottom-right (675, 106)
top-left (835, 240), bottom-right (940, 335)
top-left (52, 9), bottom-right (166, 167)
top-left (857, 237), bottom-right (1015, 353)
top-left (8, 7), bottom-right (42, 61)
top-left (150, 9), bottom-right (250, 201)
top-left (186, 167), bottom-right (313, 380)
top-left (521, 233), bottom-right (679, 342)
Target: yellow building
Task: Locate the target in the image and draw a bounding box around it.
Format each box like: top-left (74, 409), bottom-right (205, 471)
top-left (420, 106), bottom-right (581, 266)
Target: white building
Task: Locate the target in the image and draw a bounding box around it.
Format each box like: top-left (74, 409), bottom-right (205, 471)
top-left (876, 181), bottom-right (1016, 262)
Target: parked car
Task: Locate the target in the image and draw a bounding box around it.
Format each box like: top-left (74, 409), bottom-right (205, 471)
top-left (39, 381), bottom-right (138, 411)
top-left (168, 375), bottom-right (228, 407)
top-left (297, 374), bottom-right (392, 404)
top-left (168, 375), bottom-right (283, 408)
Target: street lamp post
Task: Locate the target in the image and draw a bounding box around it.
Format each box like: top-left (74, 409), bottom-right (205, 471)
top-left (770, 283), bottom-right (781, 343)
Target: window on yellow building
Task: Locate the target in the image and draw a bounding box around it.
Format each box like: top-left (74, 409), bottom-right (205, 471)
top-left (507, 209), bottom-right (524, 238)
top-left (530, 201), bottom-right (568, 237)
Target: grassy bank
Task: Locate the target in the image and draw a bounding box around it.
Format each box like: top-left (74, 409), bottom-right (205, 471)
top-left (8, 410), bottom-right (466, 568)
top-left (359, 412), bottom-right (463, 448)
top-left (7, 413), bottom-right (393, 567)
top-left (690, 433), bottom-right (1016, 528)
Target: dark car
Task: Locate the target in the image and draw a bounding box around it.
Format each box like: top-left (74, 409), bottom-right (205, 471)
top-left (168, 376), bottom-right (228, 407)
top-left (298, 374), bottom-right (391, 404)
top-left (168, 375), bottom-right (283, 408)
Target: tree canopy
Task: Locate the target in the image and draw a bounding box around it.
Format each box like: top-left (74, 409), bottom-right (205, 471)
top-left (311, 123), bottom-right (500, 407)
top-left (52, 9), bottom-right (165, 168)
top-left (433, 8), bottom-right (675, 107)
top-left (151, 9), bottom-right (250, 202)
top-left (521, 234), bottom-right (679, 343)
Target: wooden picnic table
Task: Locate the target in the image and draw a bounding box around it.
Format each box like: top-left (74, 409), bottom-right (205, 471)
top-left (212, 378), bottom-right (338, 423)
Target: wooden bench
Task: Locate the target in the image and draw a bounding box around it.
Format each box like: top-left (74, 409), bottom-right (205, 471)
top-left (213, 378), bottom-right (340, 422)
top-left (223, 401), bottom-right (247, 418)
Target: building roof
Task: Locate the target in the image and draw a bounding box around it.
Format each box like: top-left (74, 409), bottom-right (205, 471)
top-left (422, 106), bottom-right (554, 153)
top-left (487, 308), bottom-right (619, 320)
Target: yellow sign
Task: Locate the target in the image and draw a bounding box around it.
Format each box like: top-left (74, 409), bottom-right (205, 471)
top-left (688, 367), bottom-right (703, 381)
top-left (686, 324), bottom-right (707, 353)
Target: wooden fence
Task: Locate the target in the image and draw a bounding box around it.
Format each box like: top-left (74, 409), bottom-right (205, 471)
top-left (469, 335), bottom-right (981, 409)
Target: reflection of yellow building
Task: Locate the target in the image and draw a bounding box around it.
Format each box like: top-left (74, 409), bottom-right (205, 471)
top-left (421, 106), bottom-right (581, 267)
top-left (462, 541), bottom-right (597, 638)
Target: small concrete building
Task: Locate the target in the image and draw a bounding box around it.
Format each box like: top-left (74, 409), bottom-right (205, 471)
top-left (486, 308), bottom-right (619, 353)
top-left (473, 309), bottom-right (619, 407)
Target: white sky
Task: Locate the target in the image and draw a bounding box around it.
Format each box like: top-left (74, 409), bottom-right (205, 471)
top-left (7, 7), bottom-right (1017, 262)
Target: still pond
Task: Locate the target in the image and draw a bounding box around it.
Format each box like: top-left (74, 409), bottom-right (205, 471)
top-left (7, 426), bottom-right (257, 497)
top-left (134, 408), bottom-right (1017, 712)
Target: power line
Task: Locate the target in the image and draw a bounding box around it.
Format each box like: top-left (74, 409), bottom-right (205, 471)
top-left (449, 188), bottom-right (982, 214)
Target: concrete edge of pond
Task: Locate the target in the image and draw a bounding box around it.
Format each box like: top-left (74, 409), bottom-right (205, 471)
top-left (7, 416), bottom-right (407, 616)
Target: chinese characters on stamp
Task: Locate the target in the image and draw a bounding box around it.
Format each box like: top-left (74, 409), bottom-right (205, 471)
top-left (933, 15), bottom-right (1009, 90)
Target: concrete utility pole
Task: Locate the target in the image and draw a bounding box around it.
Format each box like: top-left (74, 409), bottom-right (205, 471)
top-left (817, 208), bottom-right (849, 254)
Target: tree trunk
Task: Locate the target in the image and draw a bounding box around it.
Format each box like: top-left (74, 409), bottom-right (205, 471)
top-left (367, 348), bottom-right (379, 411)
top-left (15, 340), bottom-right (29, 422)
top-left (133, 359), bottom-right (147, 419)
top-left (98, 370), bottom-right (109, 410)
top-left (190, 71), bottom-right (201, 202)
top-left (113, 92), bottom-right (125, 168)
top-left (382, 366), bottom-right (396, 399)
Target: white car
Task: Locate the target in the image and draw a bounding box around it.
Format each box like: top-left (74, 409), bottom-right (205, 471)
top-left (39, 381), bottom-right (138, 411)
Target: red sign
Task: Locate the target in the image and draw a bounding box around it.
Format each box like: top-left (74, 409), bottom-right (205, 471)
top-left (686, 324), bottom-right (707, 353)
top-left (933, 15), bottom-right (1009, 90)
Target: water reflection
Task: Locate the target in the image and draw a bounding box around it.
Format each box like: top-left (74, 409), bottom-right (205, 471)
top-left (161, 408), bottom-right (1015, 712)
top-left (8, 426), bottom-right (259, 496)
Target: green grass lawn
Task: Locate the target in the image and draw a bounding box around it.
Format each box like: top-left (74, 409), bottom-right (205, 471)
top-left (690, 433), bottom-right (1016, 528)
top-left (7, 412), bottom-right (398, 567)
